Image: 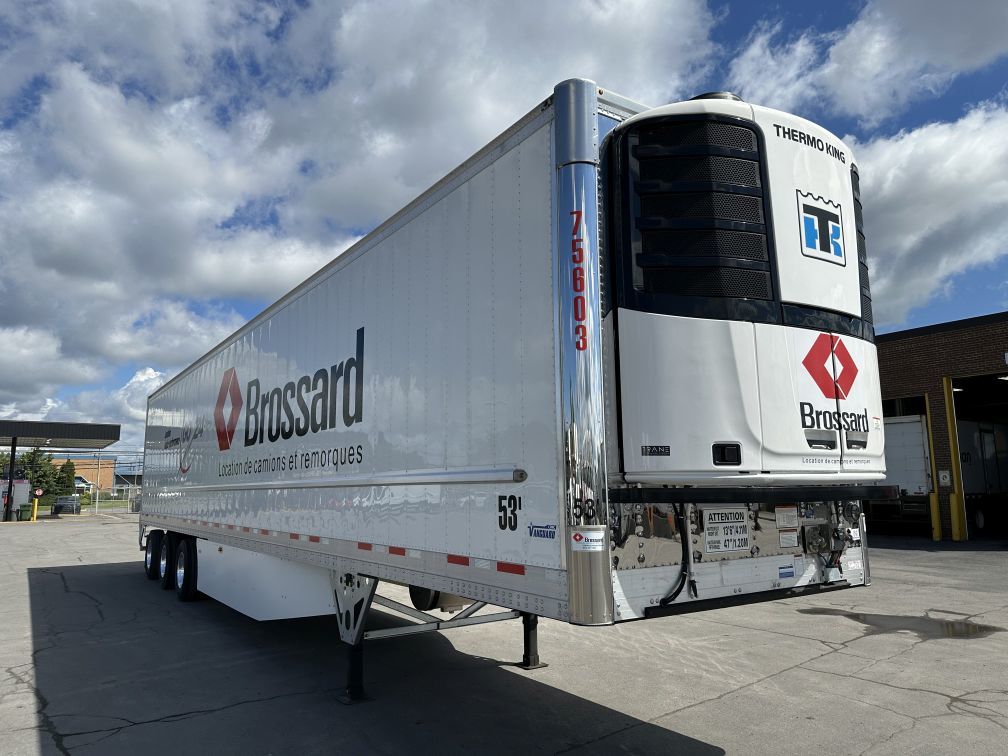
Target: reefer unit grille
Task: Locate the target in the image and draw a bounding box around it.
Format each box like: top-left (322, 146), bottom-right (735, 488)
top-left (851, 164), bottom-right (874, 337)
top-left (619, 117), bottom-right (775, 311)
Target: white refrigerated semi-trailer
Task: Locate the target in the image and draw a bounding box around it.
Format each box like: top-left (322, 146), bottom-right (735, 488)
top-left (140, 79), bottom-right (890, 697)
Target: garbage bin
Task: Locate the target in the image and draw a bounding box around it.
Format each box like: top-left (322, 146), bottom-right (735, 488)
top-left (18, 504), bottom-right (33, 521)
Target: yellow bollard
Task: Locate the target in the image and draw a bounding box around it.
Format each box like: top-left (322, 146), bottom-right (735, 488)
top-left (31, 496), bottom-right (38, 522)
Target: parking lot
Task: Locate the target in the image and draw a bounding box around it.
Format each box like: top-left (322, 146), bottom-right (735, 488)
top-left (1, 515), bottom-right (1005, 755)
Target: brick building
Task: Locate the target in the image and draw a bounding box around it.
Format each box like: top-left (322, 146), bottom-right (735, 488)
top-left (49, 456), bottom-right (117, 494)
top-left (875, 312), bottom-right (1008, 540)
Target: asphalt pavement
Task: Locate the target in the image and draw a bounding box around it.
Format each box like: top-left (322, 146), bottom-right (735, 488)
top-left (1, 514), bottom-right (1006, 754)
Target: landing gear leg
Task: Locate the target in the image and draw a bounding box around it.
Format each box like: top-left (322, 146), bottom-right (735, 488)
top-left (518, 612), bottom-right (547, 670)
top-left (345, 639), bottom-right (365, 703)
top-left (331, 570), bottom-right (378, 704)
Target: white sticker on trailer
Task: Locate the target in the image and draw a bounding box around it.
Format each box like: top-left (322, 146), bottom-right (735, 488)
top-left (704, 508), bottom-right (751, 553)
top-left (775, 505), bottom-right (799, 529)
top-left (570, 531), bottom-right (605, 552)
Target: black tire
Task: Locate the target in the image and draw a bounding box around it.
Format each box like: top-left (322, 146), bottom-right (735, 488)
top-left (175, 538), bottom-right (198, 602)
top-left (973, 508), bottom-right (987, 536)
top-left (409, 585), bottom-right (440, 611)
top-left (158, 532), bottom-right (176, 590)
top-left (145, 530), bottom-right (163, 580)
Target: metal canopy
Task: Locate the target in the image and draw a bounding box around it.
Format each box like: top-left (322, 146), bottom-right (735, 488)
top-left (0, 420), bottom-right (120, 450)
top-left (2, 420), bottom-right (121, 521)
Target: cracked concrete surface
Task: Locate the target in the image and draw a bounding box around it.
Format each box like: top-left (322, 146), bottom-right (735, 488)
top-left (0, 516), bottom-right (1005, 754)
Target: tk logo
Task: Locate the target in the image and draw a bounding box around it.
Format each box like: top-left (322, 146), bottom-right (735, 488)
top-left (797, 191), bottom-right (844, 266)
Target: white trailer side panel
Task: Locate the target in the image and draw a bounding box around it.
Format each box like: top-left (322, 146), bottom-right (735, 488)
top-left (144, 121), bottom-right (564, 598)
top-left (882, 415), bottom-right (930, 495)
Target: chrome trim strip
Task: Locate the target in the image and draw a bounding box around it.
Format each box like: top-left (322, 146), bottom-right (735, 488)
top-left (553, 79), bottom-right (614, 625)
top-left (155, 466), bottom-right (526, 494)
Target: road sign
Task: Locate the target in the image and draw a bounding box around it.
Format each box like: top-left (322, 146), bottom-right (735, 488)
top-left (34, 488), bottom-right (42, 497)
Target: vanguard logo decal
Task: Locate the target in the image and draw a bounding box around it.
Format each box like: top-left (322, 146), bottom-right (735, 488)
top-left (528, 523), bottom-right (557, 540)
top-left (797, 191), bottom-right (844, 266)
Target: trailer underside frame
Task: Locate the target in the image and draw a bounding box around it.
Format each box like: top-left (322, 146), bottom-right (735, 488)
top-left (337, 580), bottom-right (542, 703)
top-left (140, 523), bottom-right (548, 703)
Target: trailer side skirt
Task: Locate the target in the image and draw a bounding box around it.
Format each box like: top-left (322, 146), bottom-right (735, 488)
top-left (145, 517), bottom-right (570, 621)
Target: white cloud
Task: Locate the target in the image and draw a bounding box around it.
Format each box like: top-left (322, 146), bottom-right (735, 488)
top-left (50, 368), bottom-right (166, 450)
top-left (0, 0), bottom-right (1002, 453)
top-left (724, 22), bottom-right (822, 116)
top-left (721, 3), bottom-right (1008, 329)
top-left (728, 0), bottom-right (1008, 124)
top-left (0, 0), bottom-right (721, 446)
top-left (0, 326), bottom-right (100, 402)
top-left (852, 101), bottom-right (1008, 326)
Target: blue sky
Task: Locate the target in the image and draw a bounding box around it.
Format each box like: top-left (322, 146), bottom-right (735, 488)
top-left (0, 0), bottom-right (1006, 449)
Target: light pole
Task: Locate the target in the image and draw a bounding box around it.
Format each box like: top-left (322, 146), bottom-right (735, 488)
top-left (93, 452), bottom-right (101, 515)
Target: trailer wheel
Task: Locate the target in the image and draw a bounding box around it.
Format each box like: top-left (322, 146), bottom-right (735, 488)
top-left (973, 508), bottom-right (986, 535)
top-left (175, 538), bottom-right (198, 601)
top-left (144, 530), bottom-right (163, 580)
top-left (158, 532), bottom-right (176, 590)
top-left (409, 585), bottom-right (440, 612)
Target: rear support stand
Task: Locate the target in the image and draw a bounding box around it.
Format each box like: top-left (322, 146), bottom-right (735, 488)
top-left (330, 572), bottom-right (542, 701)
top-left (518, 612), bottom-right (547, 670)
top-left (345, 641), bottom-right (365, 703)
top-left (331, 571), bottom-right (378, 705)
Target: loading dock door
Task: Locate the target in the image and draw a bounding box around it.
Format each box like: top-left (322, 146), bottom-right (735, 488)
top-left (884, 415), bottom-right (931, 496)
top-left (952, 374), bottom-right (1008, 538)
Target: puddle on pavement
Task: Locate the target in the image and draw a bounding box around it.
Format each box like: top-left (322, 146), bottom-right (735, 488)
top-left (797, 608), bottom-right (1004, 640)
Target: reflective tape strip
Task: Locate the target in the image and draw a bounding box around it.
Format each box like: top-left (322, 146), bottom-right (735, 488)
top-left (149, 520), bottom-right (526, 578)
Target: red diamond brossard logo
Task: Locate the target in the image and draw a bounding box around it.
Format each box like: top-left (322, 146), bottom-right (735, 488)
top-left (572, 533), bottom-right (584, 543)
top-left (802, 334), bottom-right (858, 400)
top-left (214, 368), bottom-right (243, 451)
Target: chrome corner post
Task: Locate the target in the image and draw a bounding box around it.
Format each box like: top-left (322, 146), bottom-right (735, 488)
top-left (554, 79), bottom-right (614, 625)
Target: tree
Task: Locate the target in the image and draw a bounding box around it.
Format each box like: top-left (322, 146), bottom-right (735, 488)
top-left (16, 448), bottom-right (60, 497)
top-left (58, 460), bottom-right (76, 496)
